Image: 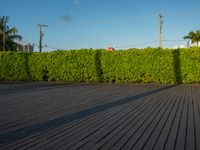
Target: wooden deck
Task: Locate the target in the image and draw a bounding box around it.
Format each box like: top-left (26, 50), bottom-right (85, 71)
top-left (0, 83), bottom-right (200, 150)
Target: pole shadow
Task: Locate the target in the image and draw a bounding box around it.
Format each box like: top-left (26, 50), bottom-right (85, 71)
top-left (0, 84), bottom-right (175, 144)
top-left (24, 53), bottom-right (31, 81)
top-left (94, 50), bottom-right (102, 82)
top-left (172, 49), bottom-right (182, 84)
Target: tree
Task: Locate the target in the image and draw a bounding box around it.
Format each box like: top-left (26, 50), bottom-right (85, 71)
top-left (0, 16), bottom-right (22, 51)
top-left (183, 30), bottom-right (200, 47)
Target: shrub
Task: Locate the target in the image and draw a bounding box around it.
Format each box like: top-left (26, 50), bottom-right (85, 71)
top-left (1, 47), bottom-right (200, 84)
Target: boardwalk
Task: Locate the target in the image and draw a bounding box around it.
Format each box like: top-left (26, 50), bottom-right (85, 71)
top-left (0, 83), bottom-right (200, 150)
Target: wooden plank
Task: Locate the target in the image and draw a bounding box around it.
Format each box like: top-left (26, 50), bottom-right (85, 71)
top-left (17, 104), bottom-right (133, 150)
top-left (185, 86), bottom-right (195, 150)
top-left (153, 85), bottom-right (185, 150)
top-left (121, 87), bottom-right (175, 150)
top-left (1, 84), bottom-right (199, 150)
top-left (70, 91), bottom-right (161, 150)
top-left (132, 85), bottom-right (180, 150)
top-left (0, 85), bottom-right (145, 134)
top-left (0, 85), bottom-right (128, 132)
top-left (173, 85), bottom-right (189, 150)
top-left (142, 85), bottom-right (183, 150)
top-left (93, 86), bottom-right (175, 150)
top-left (3, 100), bottom-right (130, 149)
top-left (41, 85), bottom-right (158, 149)
top-left (48, 96), bottom-right (150, 150)
top-left (108, 88), bottom-right (173, 150)
top-left (3, 85), bottom-right (150, 150)
top-left (192, 85), bottom-right (200, 150)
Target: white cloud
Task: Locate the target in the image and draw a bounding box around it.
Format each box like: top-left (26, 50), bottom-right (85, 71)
top-left (72, 0), bottom-right (80, 5)
top-left (60, 14), bottom-right (72, 22)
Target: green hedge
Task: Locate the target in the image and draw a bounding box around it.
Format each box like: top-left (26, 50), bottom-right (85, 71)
top-left (1, 48), bottom-right (200, 83)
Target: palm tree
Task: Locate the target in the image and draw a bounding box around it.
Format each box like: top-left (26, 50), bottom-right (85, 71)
top-left (183, 30), bottom-right (200, 47)
top-left (0, 16), bottom-right (22, 51)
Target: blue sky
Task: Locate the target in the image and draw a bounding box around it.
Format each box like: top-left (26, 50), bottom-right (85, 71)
top-left (1, 0), bottom-right (200, 51)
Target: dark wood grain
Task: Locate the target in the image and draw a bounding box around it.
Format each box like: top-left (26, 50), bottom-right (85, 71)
top-left (0, 83), bottom-right (199, 150)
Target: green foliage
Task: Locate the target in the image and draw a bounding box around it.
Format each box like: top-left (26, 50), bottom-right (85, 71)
top-left (1, 48), bottom-right (200, 84)
top-left (45, 50), bottom-right (99, 82)
top-left (183, 30), bottom-right (200, 46)
top-left (0, 16), bottom-right (22, 51)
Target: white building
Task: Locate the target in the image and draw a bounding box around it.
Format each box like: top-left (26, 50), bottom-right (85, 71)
top-left (14, 40), bottom-right (34, 52)
top-left (188, 40), bottom-right (200, 47)
top-left (173, 40), bottom-right (199, 49)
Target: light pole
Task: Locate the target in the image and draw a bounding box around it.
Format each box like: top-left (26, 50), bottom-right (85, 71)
top-left (38, 24), bottom-right (48, 52)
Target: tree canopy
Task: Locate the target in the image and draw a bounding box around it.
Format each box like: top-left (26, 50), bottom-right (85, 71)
top-left (183, 30), bottom-right (200, 47)
top-left (0, 16), bottom-right (22, 51)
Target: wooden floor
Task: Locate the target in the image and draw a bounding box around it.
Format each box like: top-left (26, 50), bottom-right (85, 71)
top-left (0, 83), bottom-right (200, 150)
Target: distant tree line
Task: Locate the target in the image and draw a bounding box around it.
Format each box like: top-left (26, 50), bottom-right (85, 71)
top-left (0, 16), bottom-right (22, 51)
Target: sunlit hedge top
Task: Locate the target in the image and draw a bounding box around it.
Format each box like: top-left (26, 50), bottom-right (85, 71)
top-left (1, 47), bottom-right (200, 84)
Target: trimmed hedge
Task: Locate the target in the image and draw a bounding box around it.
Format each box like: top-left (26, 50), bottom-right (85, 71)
top-left (1, 48), bottom-right (200, 84)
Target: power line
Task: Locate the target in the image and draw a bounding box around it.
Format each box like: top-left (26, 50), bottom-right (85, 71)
top-left (45, 39), bottom-right (187, 50)
top-left (114, 41), bottom-right (158, 48)
top-left (114, 39), bottom-right (187, 49)
top-left (45, 46), bottom-right (67, 50)
top-left (163, 39), bottom-right (186, 42)
top-left (36, 39), bottom-right (187, 51)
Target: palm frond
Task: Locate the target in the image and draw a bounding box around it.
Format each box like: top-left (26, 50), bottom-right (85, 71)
top-left (9, 34), bottom-right (22, 41)
top-left (7, 27), bottom-right (18, 35)
top-left (0, 16), bottom-right (23, 51)
top-left (183, 30), bottom-right (200, 46)
top-left (183, 35), bottom-right (190, 39)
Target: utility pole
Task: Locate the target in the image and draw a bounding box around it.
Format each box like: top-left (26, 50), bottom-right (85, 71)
top-left (38, 24), bottom-right (48, 52)
top-left (158, 14), bottom-right (163, 48)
